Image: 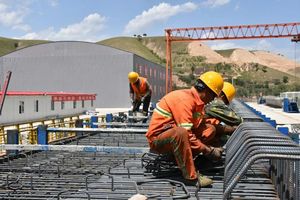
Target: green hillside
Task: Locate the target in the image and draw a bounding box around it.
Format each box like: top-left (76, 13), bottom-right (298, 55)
top-left (141, 36), bottom-right (191, 57)
top-left (235, 65), bottom-right (300, 97)
top-left (98, 36), bottom-right (193, 65)
top-left (97, 37), bottom-right (164, 65)
top-left (0, 37), bottom-right (49, 56)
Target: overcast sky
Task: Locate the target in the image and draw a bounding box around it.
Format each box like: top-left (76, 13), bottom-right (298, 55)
top-left (0, 0), bottom-right (299, 61)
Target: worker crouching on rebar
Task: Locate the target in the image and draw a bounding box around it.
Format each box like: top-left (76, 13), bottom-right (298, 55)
top-left (145, 71), bottom-right (224, 187)
top-left (128, 72), bottom-right (152, 117)
top-left (203, 82), bottom-right (242, 148)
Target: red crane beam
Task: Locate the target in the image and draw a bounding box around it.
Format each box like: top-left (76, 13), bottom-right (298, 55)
top-left (166, 22), bottom-right (300, 42)
top-left (164, 22), bottom-right (300, 93)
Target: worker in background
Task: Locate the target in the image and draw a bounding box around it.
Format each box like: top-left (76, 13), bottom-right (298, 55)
top-left (204, 82), bottom-right (242, 147)
top-left (128, 72), bottom-right (152, 117)
top-left (146, 71), bottom-right (224, 187)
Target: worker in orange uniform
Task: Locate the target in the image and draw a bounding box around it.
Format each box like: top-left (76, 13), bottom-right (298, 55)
top-left (128, 72), bottom-right (152, 117)
top-left (146, 71), bottom-right (224, 187)
top-left (203, 82), bottom-right (242, 147)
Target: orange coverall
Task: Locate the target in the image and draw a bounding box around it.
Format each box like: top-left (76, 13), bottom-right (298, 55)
top-left (130, 77), bottom-right (152, 114)
top-left (146, 87), bottom-right (215, 180)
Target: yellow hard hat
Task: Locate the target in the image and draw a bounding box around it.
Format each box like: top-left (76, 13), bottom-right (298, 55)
top-left (222, 82), bottom-right (236, 102)
top-left (199, 71), bottom-right (224, 96)
top-left (128, 72), bottom-right (139, 83)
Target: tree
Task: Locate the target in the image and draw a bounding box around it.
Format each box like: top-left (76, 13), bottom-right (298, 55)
top-left (254, 63), bottom-right (259, 71)
top-left (191, 66), bottom-right (195, 75)
top-left (235, 78), bottom-right (245, 87)
top-left (264, 81), bottom-right (269, 89)
top-left (137, 35), bottom-right (142, 41)
top-left (214, 63), bottom-right (222, 72)
top-left (273, 79), bottom-right (281, 85)
top-left (283, 76), bottom-right (289, 84)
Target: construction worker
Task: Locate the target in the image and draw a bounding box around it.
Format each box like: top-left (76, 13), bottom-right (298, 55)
top-left (128, 72), bottom-right (152, 116)
top-left (146, 71), bottom-right (224, 187)
top-left (204, 82), bottom-right (242, 147)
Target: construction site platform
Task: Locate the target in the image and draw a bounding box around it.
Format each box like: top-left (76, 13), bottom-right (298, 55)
top-left (0, 100), bottom-right (298, 199)
top-left (246, 102), bottom-right (300, 125)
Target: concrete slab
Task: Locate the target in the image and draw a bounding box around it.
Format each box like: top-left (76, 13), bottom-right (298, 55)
top-left (95, 108), bottom-right (129, 115)
top-left (246, 102), bottom-right (300, 125)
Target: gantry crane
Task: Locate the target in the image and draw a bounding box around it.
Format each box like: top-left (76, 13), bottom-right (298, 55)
top-left (165, 22), bottom-right (300, 93)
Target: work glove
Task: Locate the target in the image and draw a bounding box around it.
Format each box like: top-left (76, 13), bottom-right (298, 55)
top-left (141, 96), bottom-right (145, 102)
top-left (204, 146), bottom-right (224, 161)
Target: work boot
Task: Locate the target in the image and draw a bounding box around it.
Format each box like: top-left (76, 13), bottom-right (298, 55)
top-left (181, 173), bottom-right (213, 187)
top-left (197, 173), bottom-right (213, 187)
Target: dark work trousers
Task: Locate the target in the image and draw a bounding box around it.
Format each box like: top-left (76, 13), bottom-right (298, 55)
top-left (132, 94), bottom-right (151, 116)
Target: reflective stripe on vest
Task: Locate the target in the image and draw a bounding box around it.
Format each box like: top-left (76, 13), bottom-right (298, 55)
top-left (178, 122), bottom-right (193, 130)
top-left (154, 104), bottom-right (172, 118)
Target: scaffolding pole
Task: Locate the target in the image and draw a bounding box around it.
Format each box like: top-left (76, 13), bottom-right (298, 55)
top-left (0, 144), bottom-right (149, 154)
top-left (47, 127), bottom-right (148, 133)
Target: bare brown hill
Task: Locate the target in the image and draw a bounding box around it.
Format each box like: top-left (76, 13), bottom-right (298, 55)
top-left (188, 42), bottom-right (228, 63)
top-left (186, 41), bottom-right (300, 77)
top-left (229, 49), bottom-right (259, 66)
top-left (252, 50), bottom-right (299, 74)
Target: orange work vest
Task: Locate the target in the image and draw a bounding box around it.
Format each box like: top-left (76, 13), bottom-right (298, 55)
top-left (130, 77), bottom-right (148, 97)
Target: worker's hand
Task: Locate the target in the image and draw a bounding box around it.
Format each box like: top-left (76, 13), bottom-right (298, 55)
top-left (224, 125), bottom-right (237, 135)
top-left (141, 96), bottom-right (145, 102)
top-left (205, 147), bottom-right (224, 161)
top-left (128, 194), bottom-right (147, 200)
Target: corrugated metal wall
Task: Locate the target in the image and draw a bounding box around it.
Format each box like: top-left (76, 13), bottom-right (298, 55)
top-left (133, 55), bottom-right (166, 103)
top-left (0, 42), bottom-right (165, 108)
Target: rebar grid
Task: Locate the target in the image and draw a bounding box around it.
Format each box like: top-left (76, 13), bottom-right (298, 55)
top-left (1, 102), bottom-right (298, 199)
top-left (224, 122), bottom-right (300, 200)
top-left (0, 133), bottom-right (194, 199)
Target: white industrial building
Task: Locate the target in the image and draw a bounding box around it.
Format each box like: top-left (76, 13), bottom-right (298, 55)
top-left (0, 41), bottom-right (166, 109)
top-left (0, 91), bottom-right (96, 125)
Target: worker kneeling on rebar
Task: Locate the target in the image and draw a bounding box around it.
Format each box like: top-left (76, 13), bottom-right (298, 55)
top-left (203, 82), bottom-right (242, 148)
top-left (145, 71), bottom-right (224, 187)
top-left (128, 72), bottom-right (152, 117)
